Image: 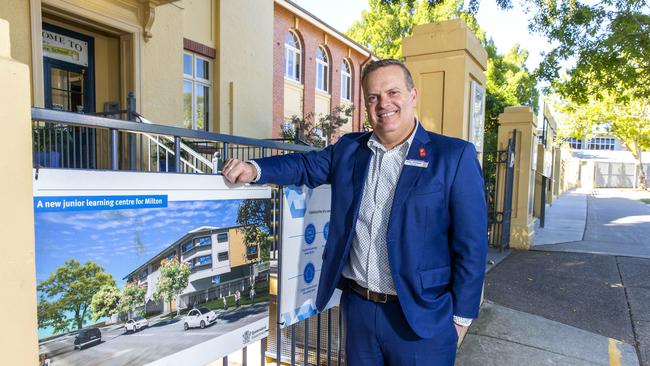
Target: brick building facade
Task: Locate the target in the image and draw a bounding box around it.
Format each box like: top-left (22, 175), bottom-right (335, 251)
top-left (273, 0), bottom-right (373, 140)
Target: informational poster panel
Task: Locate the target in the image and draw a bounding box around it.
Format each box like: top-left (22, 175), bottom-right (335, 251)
top-left (469, 80), bottom-right (486, 153)
top-left (34, 169), bottom-right (271, 366)
top-left (279, 185), bottom-right (339, 328)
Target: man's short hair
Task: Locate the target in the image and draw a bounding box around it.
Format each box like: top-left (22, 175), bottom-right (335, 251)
top-left (361, 59), bottom-right (415, 90)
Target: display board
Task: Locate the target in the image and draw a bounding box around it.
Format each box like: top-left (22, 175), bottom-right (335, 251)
top-left (279, 185), bottom-right (339, 328)
top-left (33, 169), bottom-right (271, 366)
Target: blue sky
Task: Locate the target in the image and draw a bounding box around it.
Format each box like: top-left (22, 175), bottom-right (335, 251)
top-left (34, 199), bottom-right (243, 288)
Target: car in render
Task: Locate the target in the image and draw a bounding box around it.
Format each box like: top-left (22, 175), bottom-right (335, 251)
top-left (74, 328), bottom-right (101, 350)
top-left (183, 307), bottom-right (217, 330)
top-left (124, 316), bottom-right (149, 333)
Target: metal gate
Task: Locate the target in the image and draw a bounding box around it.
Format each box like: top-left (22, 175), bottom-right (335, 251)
top-left (482, 130), bottom-right (516, 251)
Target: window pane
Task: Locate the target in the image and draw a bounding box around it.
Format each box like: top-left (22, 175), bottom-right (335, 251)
top-left (51, 68), bottom-right (68, 90)
top-left (183, 81), bottom-right (193, 129)
top-left (51, 89), bottom-right (69, 111)
top-left (196, 58), bottom-right (209, 80)
top-left (195, 84), bottom-right (209, 131)
top-left (183, 54), bottom-right (192, 76)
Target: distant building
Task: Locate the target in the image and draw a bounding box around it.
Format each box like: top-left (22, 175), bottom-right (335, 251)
top-left (124, 225), bottom-right (260, 314)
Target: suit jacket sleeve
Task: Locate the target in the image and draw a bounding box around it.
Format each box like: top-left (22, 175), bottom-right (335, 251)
top-left (252, 144), bottom-right (334, 188)
top-left (449, 142), bottom-right (488, 318)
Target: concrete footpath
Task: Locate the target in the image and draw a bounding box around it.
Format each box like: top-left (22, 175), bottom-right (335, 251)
top-left (458, 189), bottom-right (650, 366)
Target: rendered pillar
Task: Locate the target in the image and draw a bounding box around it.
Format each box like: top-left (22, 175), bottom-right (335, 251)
top-left (402, 19), bottom-right (487, 152)
top-left (0, 18), bottom-right (38, 366)
top-left (498, 107), bottom-right (537, 250)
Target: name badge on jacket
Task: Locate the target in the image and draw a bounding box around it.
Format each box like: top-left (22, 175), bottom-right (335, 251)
top-left (404, 159), bottom-right (429, 168)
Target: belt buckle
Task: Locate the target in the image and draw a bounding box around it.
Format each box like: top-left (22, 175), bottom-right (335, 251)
top-left (377, 292), bottom-right (388, 304)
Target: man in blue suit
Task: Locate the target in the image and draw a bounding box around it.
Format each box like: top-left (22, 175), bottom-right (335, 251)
top-left (223, 59), bottom-right (487, 365)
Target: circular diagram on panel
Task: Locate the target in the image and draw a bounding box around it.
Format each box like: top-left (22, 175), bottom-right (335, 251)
top-left (304, 223), bottom-right (316, 245)
top-left (303, 263), bottom-right (315, 284)
top-left (323, 222), bottom-right (330, 241)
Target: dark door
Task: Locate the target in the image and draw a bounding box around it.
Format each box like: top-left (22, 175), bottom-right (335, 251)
top-left (42, 23), bottom-right (96, 168)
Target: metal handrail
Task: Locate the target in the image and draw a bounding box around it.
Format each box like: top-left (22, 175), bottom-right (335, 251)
top-left (137, 115), bottom-right (214, 171)
top-left (32, 108), bottom-right (316, 153)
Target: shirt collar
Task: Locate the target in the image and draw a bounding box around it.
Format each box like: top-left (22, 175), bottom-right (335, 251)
top-left (368, 119), bottom-right (419, 154)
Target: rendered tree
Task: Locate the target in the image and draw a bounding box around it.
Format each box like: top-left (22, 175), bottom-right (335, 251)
top-left (237, 199), bottom-right (274, 262)
top-left (90, 284), bottom-right (122, 322)
top-left (37, 259), bottom-right (116, 333)
top-left (152, 258), bottom-right (190, 316)
top-left (120, 281), bottom-right (147, 317)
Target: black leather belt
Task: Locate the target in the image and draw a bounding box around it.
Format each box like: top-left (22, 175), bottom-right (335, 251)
top-left (349, 280), bottom-right (398, 303)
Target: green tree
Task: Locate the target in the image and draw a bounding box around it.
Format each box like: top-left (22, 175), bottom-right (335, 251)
top-left (348, 0), bottom-right (484, 59)
top-left (282, 105), bottom-right (354, 148)
top-left (153, 258), bottom-right (190, 316)
top-left (90, 284), bottom-right (121, 322)
top-left (37, 259), bottom-right (115, 333)
top-left (526, 0), bottom-right (650, 103)
top-left (120, 281), bottom-right (147, 316)
top-left (555, 92), bottom-right (650, 188)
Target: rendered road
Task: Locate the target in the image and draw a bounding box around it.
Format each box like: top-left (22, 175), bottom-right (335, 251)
top-left (39, 303), bottom-right (268, 366)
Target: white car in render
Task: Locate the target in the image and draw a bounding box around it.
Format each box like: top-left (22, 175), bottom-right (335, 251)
top-left (183, 307), bottom-right (217, 330)
top-left (124, 317), bottom-right (149, 333)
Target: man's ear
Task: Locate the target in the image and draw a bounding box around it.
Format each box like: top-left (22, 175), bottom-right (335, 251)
top-left (411, 87), bottom-right (418, 106)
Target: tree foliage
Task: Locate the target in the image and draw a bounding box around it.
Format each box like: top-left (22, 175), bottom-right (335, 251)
top-left (528, 0), bottom-right (650, 103)
top-left (282, 105), bottom-right (354, 148)
top-left (237, 199), bottom-right (274, 262)
top-left (555, 92), bottom-right (650, 188)
top-left (90, 284), bottom-right (121, 322)
top-left (349, 0), bottom-right (485, 59)
top-left (37, 259), bottom-right (115, 333)
top-left (153, 258), bottom-right (190, 315)
top-left (120, 281), bottom-right (147, 316)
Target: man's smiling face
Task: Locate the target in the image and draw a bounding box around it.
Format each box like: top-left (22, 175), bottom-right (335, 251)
top-left (363, 65), bottom-right (417, 148)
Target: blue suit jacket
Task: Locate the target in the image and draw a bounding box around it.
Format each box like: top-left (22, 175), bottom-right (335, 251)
top-left (255, 124), bottom-right (487, 338)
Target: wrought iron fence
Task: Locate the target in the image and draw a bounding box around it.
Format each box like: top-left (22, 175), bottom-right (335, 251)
top-left (482, 130), bottom-right (516, 251)
top-left (31, 107), bottom-right (348, 365)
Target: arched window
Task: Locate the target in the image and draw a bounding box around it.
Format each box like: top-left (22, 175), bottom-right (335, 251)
top-left (316, 46), bottom-right (329, 92)
top-left (341, 59), bottom-right (352, 101)
top-left (285, 31), bottom-right (301, 82)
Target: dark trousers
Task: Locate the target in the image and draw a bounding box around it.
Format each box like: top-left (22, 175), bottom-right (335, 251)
top-left (341, 288), bottom-right (457, 366)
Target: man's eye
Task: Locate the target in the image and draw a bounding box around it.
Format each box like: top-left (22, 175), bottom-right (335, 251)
top-left (367, 96), bottom-right (377, 103)
top-left (389, 91), bottom-right (399, 96)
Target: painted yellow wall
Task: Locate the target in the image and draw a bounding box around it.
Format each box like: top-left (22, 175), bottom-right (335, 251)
top-left (41, 16), bottom-right (121, 111)
top-left (284, 80), bottom-right (304, 119)
top-left (217, 0), bottom-right (273, 138)
top-left (498, 106), bottom-right (538, 249)
top-left (141, 3), bottom-right (183, 125)
top-left (0, 0), bottom-right (33, 95)
top-left (403, 19), bottom-right (487, 142)
top-left (314, 92), bottom-right (331, 119)
top-left (0, 18), bottom-right (38, 366)
top-left (181, 0), bottom-right (214, 48)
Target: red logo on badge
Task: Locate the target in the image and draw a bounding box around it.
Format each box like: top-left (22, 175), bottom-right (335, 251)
top-left (419, 148), bottom-right (426, 157)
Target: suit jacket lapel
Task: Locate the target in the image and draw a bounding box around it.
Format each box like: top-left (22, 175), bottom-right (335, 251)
top-left (390, 124), bottom-right (431, 225)
top-left (352, 133), bottom-right (372, 198)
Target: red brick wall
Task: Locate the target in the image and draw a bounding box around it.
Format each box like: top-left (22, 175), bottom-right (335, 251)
top-left (273, 4), bottom-right (369, 139)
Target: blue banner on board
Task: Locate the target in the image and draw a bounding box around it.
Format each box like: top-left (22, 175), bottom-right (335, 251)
top-left (34, 195), bottom-right (168, 212)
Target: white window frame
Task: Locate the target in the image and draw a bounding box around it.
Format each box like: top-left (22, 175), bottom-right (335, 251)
top-left (316, 46), bottom-right (329, 93)
top-left (183, 51), bottom-right (212, 131)
top-left (341, 59), bottom-right (352, 101)
top-left (284, 31), bottom-right (301, 82)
